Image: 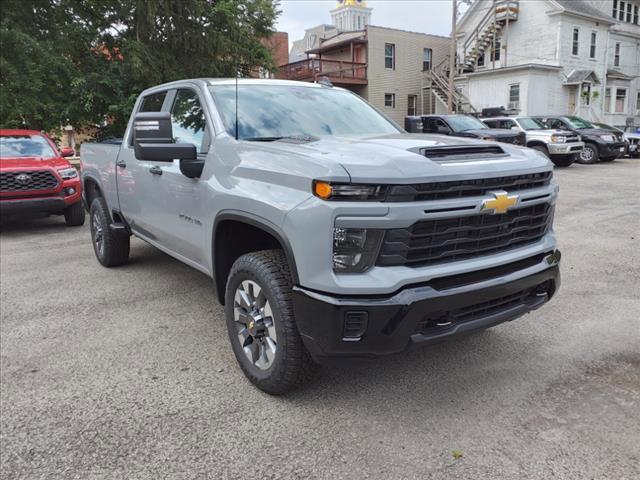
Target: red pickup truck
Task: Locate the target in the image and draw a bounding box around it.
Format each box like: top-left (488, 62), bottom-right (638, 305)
top-left (0, 129), bottom-right (84, 226)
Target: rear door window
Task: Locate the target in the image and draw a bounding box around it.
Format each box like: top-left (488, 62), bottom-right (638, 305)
top-left (170, 89), bottom-right (207, 153)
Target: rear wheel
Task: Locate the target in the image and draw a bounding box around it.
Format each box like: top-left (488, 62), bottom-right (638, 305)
top-left (89, 197), bottom-right (130, 267)
top-left (577, 143), bottom-right (599, 164)
top-left (64, 201), bottom-right (85, 226)
top-left (224, 250), bottom-right (317, 395)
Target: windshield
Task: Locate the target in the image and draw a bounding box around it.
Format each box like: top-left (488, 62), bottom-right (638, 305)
top-left (446, 116), bottom-right (487, 132)
top-left (565, 116), bottom-right (594, 129)
top-left (518, 117), bottom-right (546, 130)
top-left (0, 135), bottom-right (56, 158)
top-left (209, 85), bottom-right (400, 140)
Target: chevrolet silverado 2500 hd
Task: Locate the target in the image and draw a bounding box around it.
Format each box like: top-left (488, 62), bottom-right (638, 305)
top-left (81, 79), bottom-right (561, 394)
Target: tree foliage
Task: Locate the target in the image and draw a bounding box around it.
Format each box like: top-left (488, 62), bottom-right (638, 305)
top-left (0, 0), bottom-right (279, 136)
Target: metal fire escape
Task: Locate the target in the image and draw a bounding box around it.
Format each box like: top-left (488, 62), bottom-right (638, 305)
top-left (422, 0), bottom-right (519, 114)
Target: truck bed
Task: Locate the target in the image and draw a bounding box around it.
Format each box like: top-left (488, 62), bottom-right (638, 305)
top-left (80, 141), bottom-right (122, 212)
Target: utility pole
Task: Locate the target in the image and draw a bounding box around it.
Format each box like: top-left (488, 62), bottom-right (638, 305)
top-left (448, 0), bottom-right (457, 114)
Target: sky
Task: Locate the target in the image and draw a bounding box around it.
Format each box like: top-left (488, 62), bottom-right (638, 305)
top-left (275, 0), bottom-right (457, 49)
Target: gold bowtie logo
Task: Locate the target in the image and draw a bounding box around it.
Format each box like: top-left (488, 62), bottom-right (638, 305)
top-left (481, 191), bottom-right (519, 214)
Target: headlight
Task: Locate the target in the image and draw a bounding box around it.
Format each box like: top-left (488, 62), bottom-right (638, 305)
top-left (57, 167), bottom-right (78, 179)
top-left (333, 228), bottom-right (384, 273)
top-left (600, 134), bottom-right (615, 142)
top-left (313, 181), bottom-right (387, 201)
top-left (550, 135), bottom-right (566, 143)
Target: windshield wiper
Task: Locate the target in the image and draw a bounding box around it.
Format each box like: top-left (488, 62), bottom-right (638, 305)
top-left (244, 136), bottom-right (284, 142)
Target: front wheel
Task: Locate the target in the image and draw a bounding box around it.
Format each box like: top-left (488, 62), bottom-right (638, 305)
top-left (577, 144), bottom-right (599, 164)
top-left (64, 201), bottom-right (85, 226)
top-left (224, 250), bottom-right (318, 395)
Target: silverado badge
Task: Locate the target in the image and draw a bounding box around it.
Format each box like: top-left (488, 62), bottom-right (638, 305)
top-left (481, 191), bottom-right (519, 214)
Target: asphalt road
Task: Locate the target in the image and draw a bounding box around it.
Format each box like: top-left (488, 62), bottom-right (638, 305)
top-left (1, 160), bottom-right (639, 480)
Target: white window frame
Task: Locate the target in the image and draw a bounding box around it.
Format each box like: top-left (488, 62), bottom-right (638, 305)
top-left (384, 43), bottom-right (395, 70)
top-left (605, 87), bottom-right (612, 113)
top-left (407, 95), bottom-right (417, 116)
top-left (508, 83), bottom-right (520, 110)
top-left (422, 48), bottom-right (432, 71)
top-left (614, 87), bottom-right (628, 113)
top-left (572, 27), bottom-right (580, 56)
top-left (589, 31), bottom-right (597, 59)
top-left (384, 93), bottom-right (396, 108)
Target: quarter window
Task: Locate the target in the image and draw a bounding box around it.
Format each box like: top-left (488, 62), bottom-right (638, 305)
top-left (384, 93), bottom-right (395, 108)
top-left (385, 43), bottom-right (395, 69)
top-left (171, 89), bottom-right (207, 153)
top-left (572, 28), bottom-right (579, 55)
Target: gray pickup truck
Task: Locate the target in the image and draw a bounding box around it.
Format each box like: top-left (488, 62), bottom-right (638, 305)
top-left (81, 79), bottom-right (561, 394)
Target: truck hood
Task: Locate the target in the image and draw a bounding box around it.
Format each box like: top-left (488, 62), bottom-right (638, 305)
top-left (0, 156), bottom-right (70, 171)
top-left (251, 133), bottom-right (550, 183)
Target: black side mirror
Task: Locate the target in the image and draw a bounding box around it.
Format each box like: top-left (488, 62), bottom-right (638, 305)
top-left (437, 126), bottom-right (451, 135)
top-left (133, 112), bottom-right (197, 163)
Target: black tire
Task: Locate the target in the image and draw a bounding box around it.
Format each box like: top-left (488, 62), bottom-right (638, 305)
top-left (89, 197), bottom-right (130, 267)
top-left (577, 143), bottom-right (599, 164)
top-left (531, 145), bottom-right (550, 159)
top-left (225, 250), bottom-right (318, 395)
top-left (64, 201), bottom-right (85, 226)
top-left (550, 155), bottom-right (575, 167)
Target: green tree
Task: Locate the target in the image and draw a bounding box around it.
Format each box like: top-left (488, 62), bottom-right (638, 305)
top-left (0, 0), bottom-right (279, 137)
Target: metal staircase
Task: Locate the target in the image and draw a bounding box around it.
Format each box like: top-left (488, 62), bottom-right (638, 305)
top-left (423, 57), bottom-right (477, 113)
top-left (460, 0), bottom-right (519, 72)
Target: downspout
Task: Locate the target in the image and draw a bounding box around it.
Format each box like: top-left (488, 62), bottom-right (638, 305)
top-left (601, 28), bottom-right (610, 120)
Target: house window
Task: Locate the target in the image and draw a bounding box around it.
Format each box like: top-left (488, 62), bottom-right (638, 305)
top-left (572, 28), bottom-right (579, 55)
top-left (385, 43), bottom-right (395, 69)
top-left (509, 84), bottom-right (520, 110)
top-left (627, 2), bottom-right (633, 22)
top-left (590, 32), bottom-right (597, 59)
top-left (615, 88), bottom-right (627, 113)
top-left (614, 42), bottom-right (621, 67)
top-left (619, 1), bottom-right (625, 21)
top-left (423, 48), bottom-right (432, 71)
top-left (491, 38), bottom-right (501, 61)
top-left (477, 52), bottom-right (485, 67)
top-left (637, 92), bottom-right (640, 111)
top-left (384, 93), bottom-right (395, 108)
top-left (634, 5), bottom-right (639, 24)
top-left (407, 95), bottom-right (417, 116)
top-left (605, 88), bottom-right (612, 113)
top-left (357, 16), bottom-right (361, 30)
top-left (613, 0), bottom-right (618, 18)
top-left (581, 84), bottom-right (592, 105)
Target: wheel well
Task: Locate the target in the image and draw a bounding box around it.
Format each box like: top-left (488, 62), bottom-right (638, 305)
top-left (213, 220), bottom-right (287, 304)
top-left (84, 178), bottom-right (102, 208)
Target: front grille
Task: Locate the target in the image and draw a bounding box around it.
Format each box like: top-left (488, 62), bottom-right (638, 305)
top-left (377, 203), bottom-right (553, 267)
top-left (0, 170), bottom-right (59, 192)
top-left (565, 134), bottom-right (581, 143)
top-left (385, 171), bottom-right (551, 202)
top-left (414, 286), bottom-right (541, 335)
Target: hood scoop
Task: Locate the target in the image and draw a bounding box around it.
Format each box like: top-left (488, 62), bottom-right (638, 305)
top-left (414, 145), bottom-right (508, 163)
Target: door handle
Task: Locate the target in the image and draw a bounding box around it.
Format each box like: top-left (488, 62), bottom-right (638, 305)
top-left (116, 159), bottom-right (126, 168)
top-left (149, 166), bottom-right (163, 176)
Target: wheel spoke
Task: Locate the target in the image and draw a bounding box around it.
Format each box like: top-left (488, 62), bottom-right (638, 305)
top-left (263, 303), bottom-right (277, 342)
top-left (244, 340), bottom-right (259, 364)
top-left (237, 287), bottom-right (252, 311)
top-left (237, 327), bottom-right (251, 347)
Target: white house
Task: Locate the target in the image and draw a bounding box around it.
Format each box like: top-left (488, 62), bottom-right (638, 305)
top-left (454, 0), bottom-right (640, 128)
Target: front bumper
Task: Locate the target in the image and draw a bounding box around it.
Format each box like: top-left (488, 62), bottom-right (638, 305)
top-left (548, 142), bottom-right (584, 156)
top-left (596, 141), bottom-right (626, 158)
top-left (0, 196), bottom-right (68, 214)
top-left (293, 251), bottom-right (560, 362)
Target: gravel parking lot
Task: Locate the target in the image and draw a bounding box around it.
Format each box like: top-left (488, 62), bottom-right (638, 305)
top-left (1, 160), bottom-right (639, 480)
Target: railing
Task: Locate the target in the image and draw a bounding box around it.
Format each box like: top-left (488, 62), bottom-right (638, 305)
top-left (277, 58), bottom-right (367, 83)
top-left (461, 0), bottom-right (519, 62)
top-left (424, 56), bottom-right (477, 112)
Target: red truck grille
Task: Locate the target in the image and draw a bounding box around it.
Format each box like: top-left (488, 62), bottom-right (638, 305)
top-left (0, 170), bottom-right (59, 193)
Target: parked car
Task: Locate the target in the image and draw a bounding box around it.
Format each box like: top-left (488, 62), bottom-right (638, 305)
top-left (422, 114), bottom-right (526, 146)
top-left (623, 126), bottom-right (640, 158)
top-left (481, 116), bottom-right (583, 167)
top-left (0, 129), bottom-right (84, 226)
top-left (532, 116), bottom-right (626, 164)
top-left (81, 79), bottom-right (561, 394)
top-left (590, 122), bottom-right (638, 158)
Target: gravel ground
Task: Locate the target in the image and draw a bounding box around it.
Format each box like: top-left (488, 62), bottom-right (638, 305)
top-left (1, 159), bottom-right (639, 480)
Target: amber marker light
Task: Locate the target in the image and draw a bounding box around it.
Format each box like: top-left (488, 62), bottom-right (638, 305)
top-left (313, 181), bottom-right (333, 199)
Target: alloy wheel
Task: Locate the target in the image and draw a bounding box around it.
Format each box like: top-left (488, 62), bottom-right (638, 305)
top-left (92, 213), bottom-right (105, 258)
top-left (580, 147), bottom-right (594, 162)
top-left (233, 280), bottom-right (277, 370)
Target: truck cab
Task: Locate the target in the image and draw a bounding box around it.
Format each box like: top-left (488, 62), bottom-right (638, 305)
top-left (81, 79), bottom-right (561, 394)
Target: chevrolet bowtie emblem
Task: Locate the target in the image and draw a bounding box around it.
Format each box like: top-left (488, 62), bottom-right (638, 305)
top-left (481, 191), bottom-right (519, 214)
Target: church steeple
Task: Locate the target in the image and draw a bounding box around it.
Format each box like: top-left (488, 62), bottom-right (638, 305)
top-left (331, 0), bottom-right (372, 31)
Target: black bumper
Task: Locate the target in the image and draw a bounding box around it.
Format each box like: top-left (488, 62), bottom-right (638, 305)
top-left (597, 141), bottom-right (626, 158)
top-left (0, 197), bottom-right (67, 214)
top-left (293, 252), bottom-right (560, 363)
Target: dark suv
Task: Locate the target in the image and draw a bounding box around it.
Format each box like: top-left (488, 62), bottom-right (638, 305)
top-left (532, 116), bottom-right (626, 164)
top-left (422, 115), bottom-right (526, 146)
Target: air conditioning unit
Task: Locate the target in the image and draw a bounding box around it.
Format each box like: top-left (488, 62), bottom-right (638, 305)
top-left (508, 101), bottom-right (520, 110)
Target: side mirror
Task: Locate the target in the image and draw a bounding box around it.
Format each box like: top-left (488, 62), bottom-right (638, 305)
top-left (511, 126), bottom-right (520, 131)
top-left (133, 112), bottom-right (197, 163)
top-left (60, 147), bottom-right (75, 157)
top-left (437, 126), bottom-right (451, 135)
